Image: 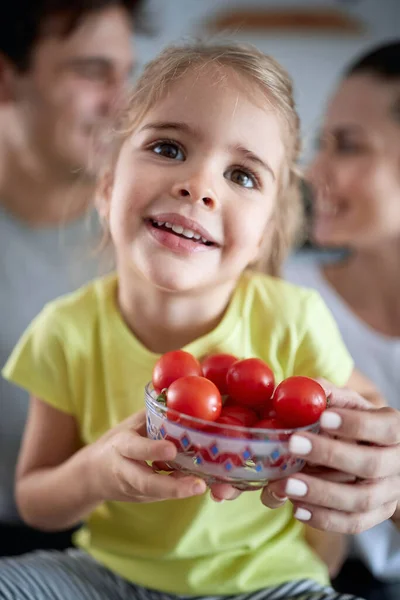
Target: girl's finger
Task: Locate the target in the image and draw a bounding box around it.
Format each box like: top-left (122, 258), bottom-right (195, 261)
top-left (119, 431), bottom-right (178, 462)
top-left (125, 460), bottom-right (207, 500)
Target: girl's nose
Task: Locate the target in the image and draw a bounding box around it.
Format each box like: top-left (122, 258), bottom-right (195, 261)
top-left (175, 187), bottom-right (216, 209)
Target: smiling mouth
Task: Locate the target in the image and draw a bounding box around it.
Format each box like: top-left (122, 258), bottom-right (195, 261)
top-left (146, 218), bottom-right (215, 246)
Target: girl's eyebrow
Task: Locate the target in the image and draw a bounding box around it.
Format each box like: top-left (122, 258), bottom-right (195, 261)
top-left (232, 145), bottom-right (275, 180)
top-left (139, 121), bottom-right (275, 179)
top-left (139, 121), bottom-right (198, 136)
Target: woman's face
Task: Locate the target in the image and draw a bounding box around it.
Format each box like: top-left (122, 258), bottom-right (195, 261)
top-left (308, 73), bottom-right (400, 249)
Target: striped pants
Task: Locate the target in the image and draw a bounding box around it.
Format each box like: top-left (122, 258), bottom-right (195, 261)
top-left (0, 549), bottom-right (365, 600)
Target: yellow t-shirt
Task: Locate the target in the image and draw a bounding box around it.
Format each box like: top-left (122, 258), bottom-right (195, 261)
top-left (2, 271), bottom-right (353, 595)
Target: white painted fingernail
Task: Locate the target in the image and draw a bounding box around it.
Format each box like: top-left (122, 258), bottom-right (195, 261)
top-left (320, 411), bottom-right (342, 430)
top-left (285, 478), bottom-right (308, 497)
top-left (289, 435), bottom-right (312, 455)
top-left (294, 507), bottom-right (312, 521)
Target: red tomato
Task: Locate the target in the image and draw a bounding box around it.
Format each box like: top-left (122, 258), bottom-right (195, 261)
top-left (222, 396), bottom-right (236, 407)
top-left (257, 403), bottom-right (276, 420)
top-left (201, 353), bottom-right (238, 395)
top-left (152, 350), bottom-right (202, 394)
top-left (253, 418), bottom-right (287, 430)
top-left (226, 358), bottom-right (275, 407)
top-left (206, 415), bottom-right (246, 438)
top-left (221, 405), bottom-right (258, 427)
top-left (273, 376), bottom-right (327, 427)
top-left (166, 376), bottom-right (222, 422)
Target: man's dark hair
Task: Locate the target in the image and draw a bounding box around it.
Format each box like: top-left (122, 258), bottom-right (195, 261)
top-left (345, 39), bottom-right (400, 81)
top-left (1, 0), bottom-right (146, 72)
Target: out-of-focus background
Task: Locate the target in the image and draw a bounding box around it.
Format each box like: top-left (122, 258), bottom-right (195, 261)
top-left (1, 3), bottom-right (400, 599)
top-left (136, 0), bottom-right (400, 162)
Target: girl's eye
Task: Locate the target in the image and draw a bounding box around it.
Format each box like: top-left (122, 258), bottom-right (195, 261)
top-left (151, 142), bottom-right (185, 161)
top-left (226, 167), bottom-right (257, 189)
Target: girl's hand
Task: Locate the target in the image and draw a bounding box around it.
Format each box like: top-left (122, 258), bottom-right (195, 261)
top-left (89, 410), bottom-right (207, 503)
top-left (261, 381), bottom-right (400, 534)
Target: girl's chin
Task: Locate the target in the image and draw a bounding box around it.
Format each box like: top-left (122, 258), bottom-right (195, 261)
top-left (141, 268), bottom-right (211, 294)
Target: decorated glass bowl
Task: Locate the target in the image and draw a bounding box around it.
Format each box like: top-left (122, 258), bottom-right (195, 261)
top-left (145, 383), bottom-right (319, 490)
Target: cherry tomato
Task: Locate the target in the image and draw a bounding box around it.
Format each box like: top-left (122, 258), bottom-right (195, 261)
top-left (257, 402), bottom-right (276, 420)
top-left (221, 405), bottom-right (258, 427)
top-left (152, 350), bottom-right (202, 394)
top-left (222, 396), bottom-right (236, 407)
top-left (226, 358), bottom-right (275, 407)
top-left (273, 376), bottom-right (327, 427)
top-left (253, 418), bottom-right (287, 430)
top-left (205, 415), bottom-right (246, 438)
top-left (201, 353), bottom-right (238, 395)
top-left (166, 375), bottom-right (222, 422)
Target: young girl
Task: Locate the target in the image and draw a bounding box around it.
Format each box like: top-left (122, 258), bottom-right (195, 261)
top-left (0, 42), bottom-right (367, 600)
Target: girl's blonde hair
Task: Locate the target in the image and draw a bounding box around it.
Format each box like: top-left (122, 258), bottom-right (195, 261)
top-left (104, 41), bottom-right (304, 276)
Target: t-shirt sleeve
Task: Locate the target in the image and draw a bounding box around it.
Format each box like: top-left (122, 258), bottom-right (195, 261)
top-left (293, 291), bottom-right (354, 386)
top-left (2, 304), bottom-right (75, 414)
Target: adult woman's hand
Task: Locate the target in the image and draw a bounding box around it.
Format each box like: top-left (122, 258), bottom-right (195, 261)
top-left (261, 380), bottom-right (400, 534)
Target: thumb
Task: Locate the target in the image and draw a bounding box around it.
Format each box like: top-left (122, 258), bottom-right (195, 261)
top-left (261, 481), bottom-right (288, 509)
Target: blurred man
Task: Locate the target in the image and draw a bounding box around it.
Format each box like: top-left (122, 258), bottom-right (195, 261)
top-left (0, 0), bottom-right (144, 555)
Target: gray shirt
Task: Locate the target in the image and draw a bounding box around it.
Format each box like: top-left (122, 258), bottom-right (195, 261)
top-left (0, 204), bottom-right (102, 523)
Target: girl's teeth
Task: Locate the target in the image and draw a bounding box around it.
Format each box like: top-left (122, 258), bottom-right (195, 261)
top-left (169, 223), bottom-right (205, 241)
top-left (152, 219), bottom-right (210, 243)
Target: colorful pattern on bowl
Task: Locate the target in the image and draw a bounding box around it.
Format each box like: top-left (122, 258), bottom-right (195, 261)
top-left (145, 384), bottom-right (319, 490)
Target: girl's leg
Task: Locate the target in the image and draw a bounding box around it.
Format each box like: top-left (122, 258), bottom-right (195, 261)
top-left (0, 548), bottom-right (134, 600)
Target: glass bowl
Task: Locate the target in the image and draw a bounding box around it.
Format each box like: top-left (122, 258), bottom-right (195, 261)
top-left (145, 383), bottom-right (319, 490)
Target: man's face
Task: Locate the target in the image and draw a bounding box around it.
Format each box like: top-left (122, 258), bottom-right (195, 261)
top-left (11, 6), bottom-right (135, 180)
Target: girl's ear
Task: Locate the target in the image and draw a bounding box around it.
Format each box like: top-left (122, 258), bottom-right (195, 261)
top-left (95, 169), bottom-right (114, 220)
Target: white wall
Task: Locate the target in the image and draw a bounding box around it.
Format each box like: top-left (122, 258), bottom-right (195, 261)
top-left (135, 0), bottom-right (399, 161)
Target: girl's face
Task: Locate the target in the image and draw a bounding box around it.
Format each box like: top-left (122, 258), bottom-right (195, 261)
top-left (308, 74), bottom-right (400, 249)
top-left (103, 66), bottom-right (285, 293)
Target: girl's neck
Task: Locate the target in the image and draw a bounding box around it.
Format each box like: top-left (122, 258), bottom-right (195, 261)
top-left (323, 239), bottom-right (400, 337)
top-left (117, 271), bottom-right (239, 354)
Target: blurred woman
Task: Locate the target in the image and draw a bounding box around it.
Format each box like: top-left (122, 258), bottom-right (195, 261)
top-left (285, 40), bottom-right (400, 600)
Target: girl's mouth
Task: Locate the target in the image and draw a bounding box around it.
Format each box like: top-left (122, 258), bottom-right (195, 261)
top-left (147, 218), bottom-right (215, 247)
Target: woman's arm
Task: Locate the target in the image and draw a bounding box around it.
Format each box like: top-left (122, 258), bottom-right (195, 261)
top-left (304, 526), bottom-right (348, 578)
top-left (345, 368), bottom-right (386, 407)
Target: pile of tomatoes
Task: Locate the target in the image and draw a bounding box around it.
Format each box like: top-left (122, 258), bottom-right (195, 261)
top-left (152, 350), bottom-right (327, 434)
